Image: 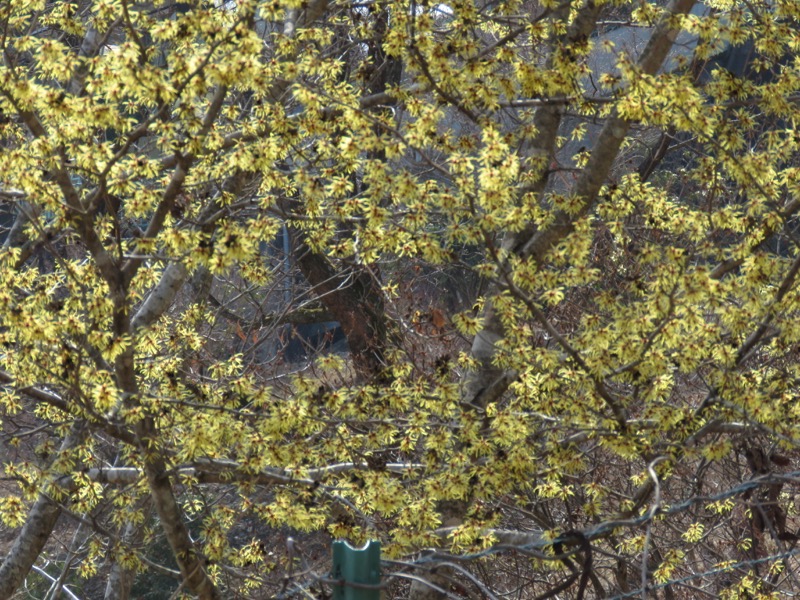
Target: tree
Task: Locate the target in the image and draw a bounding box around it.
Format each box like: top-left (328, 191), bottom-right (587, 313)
top-left (0, 0), bottom-right (799, 598)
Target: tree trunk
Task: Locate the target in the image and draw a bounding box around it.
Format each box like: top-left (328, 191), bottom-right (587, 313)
top-left (409, 0), bottom-right (697, 598)
top-left (288, 3), bottom-right (399, 382)
top-left (137, 431), bottom-right (221, 600)
top-left (292, 241), bottom-right (388, 380)
top-left (0, 422), bottom-right (86, 600)
top-left (104, 499), bottom-right (152, 600)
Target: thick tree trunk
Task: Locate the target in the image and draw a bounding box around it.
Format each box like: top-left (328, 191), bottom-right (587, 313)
top-left (135, 421), bottom-right (221, 600)
top-left (122, 265), bottom-right (223, 598)
top-left (292, 242), bottom-right (388, 380)
top-left (0, 422), bottom-right (86, 600)
top-left (0, 498), bottom-right (63, 600)
top-left (289, 4), bottom-right (399, 382)
top-left (114, 212), bottom-right (226, 599)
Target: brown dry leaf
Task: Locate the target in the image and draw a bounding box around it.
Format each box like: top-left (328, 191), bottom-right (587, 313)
top-left (431, 308), bottom-right (447, 330)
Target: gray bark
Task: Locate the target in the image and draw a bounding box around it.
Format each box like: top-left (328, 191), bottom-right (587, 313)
top-left (410, 5), bottom-right (603, 599)
top-left (104, 499), bottom-right (153, 600)
top-left (464, 0), bottom-right (604, 408)
top-left (67, 459), bottom-right (420, 488)
top-left (2, 201), bottom-right (39, 250)
top-left (521, 0), bottom-right (698, 263)
top-left (411, 1), bottom-right (698, 599)
top-left (130, 262), bottom-right (189, 331)
top-left (469, 0), bottom-right (698, 416)
top-left (137, 436), bottom-right (221, 600)
top-left (103, 523), bottom-right (138, 600)
top-left (0, 422), bottom-right (86, 600)
top-left (0, 499), bottom-right (63, 600)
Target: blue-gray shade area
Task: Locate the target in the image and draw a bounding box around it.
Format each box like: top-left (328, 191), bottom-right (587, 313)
top-left (282, 321), bottom-right (349, 362)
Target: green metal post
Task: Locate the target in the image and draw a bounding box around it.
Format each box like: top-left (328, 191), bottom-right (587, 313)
top-left (331, 540), bottom-right (381, 600)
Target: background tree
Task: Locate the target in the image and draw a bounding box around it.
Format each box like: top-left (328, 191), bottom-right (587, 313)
top-left (0, 0), bottom-right (799, 599)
